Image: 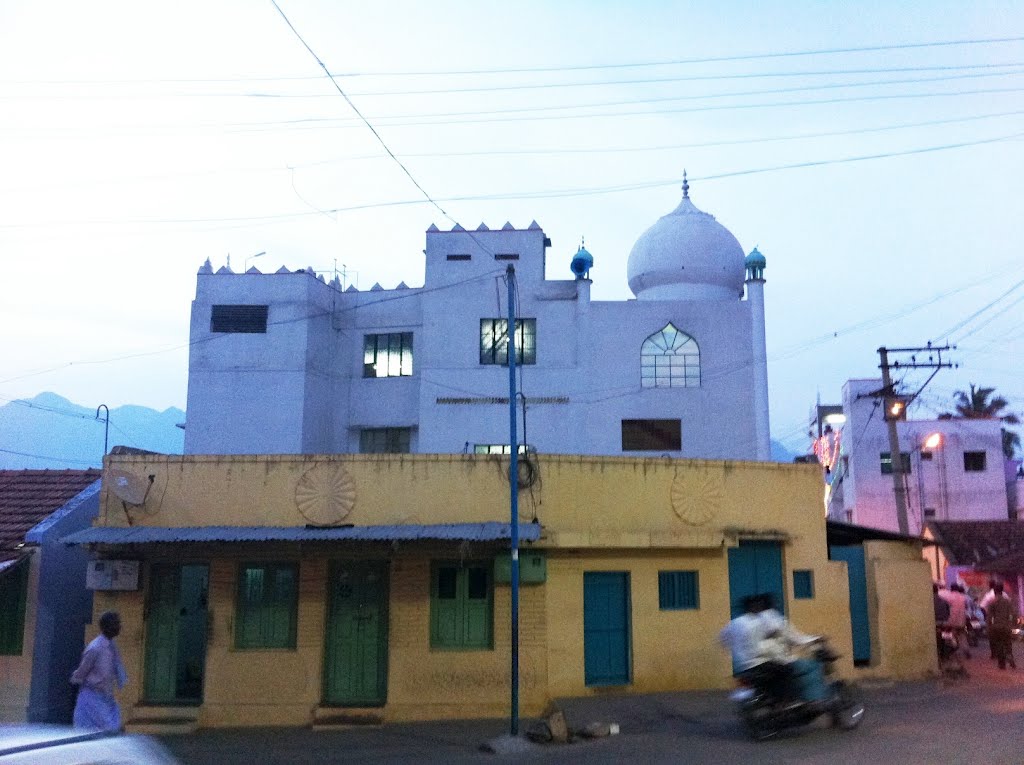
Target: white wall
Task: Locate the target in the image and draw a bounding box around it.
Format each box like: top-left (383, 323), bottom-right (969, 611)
top-left (184, 224), bottom-right (767, 461)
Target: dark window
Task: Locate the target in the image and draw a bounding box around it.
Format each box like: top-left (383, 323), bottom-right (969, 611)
top-left (494, 253), bottom-right (519, 261)
top-left (793, 570), bottom-right (815, 599)
top-left (964, 451), bottom-right (987, 472)
top-left (446, 254), bottom-right (472, 261)
top-left (234, 563), bottom-right (298, 649)
top-left (363, 333), bottom-right (413, 377)
top-left (211, 304), bottom-right (268, 333)
top-left (658, 571), bottom-right (699, 610)
top-left (622, 419), bottom-right (681, 451)
top-left (359, 427), bottom-right (412, 454)
top-left (0, 559), bottom-right (29, 655)
top-left (921, 451), bottom-right (934, 461)
top-left (480, 319), bottom-right (536, 366)
top-left (430, 562), bottom-right (493, 649)
top-left (880, 451), bottom-right (912, 475)
top-left (924, 507), bottom-right (936, 518)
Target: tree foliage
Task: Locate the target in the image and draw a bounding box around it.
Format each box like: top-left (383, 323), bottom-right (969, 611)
top-left (941, 384), bottom-right (1020, 458)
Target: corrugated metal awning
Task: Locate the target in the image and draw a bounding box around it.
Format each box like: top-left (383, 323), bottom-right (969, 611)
top-left (63, 522), bottom-right (542, 546)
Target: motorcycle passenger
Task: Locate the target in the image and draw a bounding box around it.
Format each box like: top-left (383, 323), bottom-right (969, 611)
top-left (754, 594), bottom-right (829, 706)
top-left (938, 583), bottom-right (971, 660)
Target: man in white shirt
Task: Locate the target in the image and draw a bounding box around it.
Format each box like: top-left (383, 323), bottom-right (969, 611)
top-left (71, 611), bottom-right (128, 731)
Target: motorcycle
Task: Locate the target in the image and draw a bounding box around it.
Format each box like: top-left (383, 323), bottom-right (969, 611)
top-left (732, 639), bottom-right (864, 740)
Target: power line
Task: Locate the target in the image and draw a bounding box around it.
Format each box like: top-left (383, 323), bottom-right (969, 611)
top-left (334, 36), bottom-right (1024, 77)
top-left (0, 447), bottom-right (98, 467)
top-left (936, 277), bottom-right (1024, 339)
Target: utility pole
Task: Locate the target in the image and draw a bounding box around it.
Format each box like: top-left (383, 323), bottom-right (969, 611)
top-left (877, 343), bottom-right (955, 535)
top-left (506, 264), bottom-right (521, 737)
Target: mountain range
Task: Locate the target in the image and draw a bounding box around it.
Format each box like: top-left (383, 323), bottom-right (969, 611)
top-left (0, 392), bottom-right (797, 469)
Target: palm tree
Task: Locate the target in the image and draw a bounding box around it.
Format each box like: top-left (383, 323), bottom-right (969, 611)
top-left (940, 384), bottom-right (1021, 457)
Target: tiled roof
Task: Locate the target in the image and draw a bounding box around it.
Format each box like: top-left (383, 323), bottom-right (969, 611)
top-left (928, 520), bottom-right (1024, 570)
top-left (0, 469), bottom-right (101, 563)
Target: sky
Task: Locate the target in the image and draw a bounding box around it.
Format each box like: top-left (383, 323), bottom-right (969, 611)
top-left (1, 0), bottom-right (1023, 457)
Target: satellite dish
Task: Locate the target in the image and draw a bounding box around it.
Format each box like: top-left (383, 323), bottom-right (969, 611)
top-left (108, 470), bottom-right (153, 506)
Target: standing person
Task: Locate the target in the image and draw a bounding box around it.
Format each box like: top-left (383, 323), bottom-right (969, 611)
top-left (986, 583), bottom-right (1017, 670)
top-left (71, 611), bottom-right (128, 731)
top-left (979, 578), bottom-right (1011, 659)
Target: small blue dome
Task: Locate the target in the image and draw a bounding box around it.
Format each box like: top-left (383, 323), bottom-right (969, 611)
top-left (745, 247), bottom-right (766, 268)
top-left (570, 243), bottom-right (593, 278)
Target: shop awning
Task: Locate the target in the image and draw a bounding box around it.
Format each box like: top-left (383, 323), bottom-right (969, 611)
top-left (63, 522), bottom-right (542, 546)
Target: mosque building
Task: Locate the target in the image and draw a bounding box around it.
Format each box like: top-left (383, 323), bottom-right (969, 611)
top-left (183, 176), bottom-right (771, 461)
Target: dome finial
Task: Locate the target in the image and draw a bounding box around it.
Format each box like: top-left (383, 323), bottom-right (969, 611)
top-left (682, 170), bottom-right (689, 199)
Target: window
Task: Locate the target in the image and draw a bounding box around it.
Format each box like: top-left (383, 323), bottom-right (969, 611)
top-left (473, 444), bottom-right (530, 455)
top-left (0, 559), bottom-right (29, 655)
top-left (235, 563), bottom-right (298, 649)
top-left (211, 304), bottom-right (268, 333)
top-left (641, 323), bottom-right (700, 388)
top-left (622, 419), bottom-right (681, 451)
top-left (658, 571), bottom-right (699, 610)
top-left (921, 451), bottom-right (934, 461)
top-left (446, 253), bottom-right (471, 261)
top-left (430, 562), bottom-right (493, 649)
top-left (879, 451), bottom-right (911, 475)
top-left (494, 253), bottom-right (519, 261)
top-left (793, 570), bottom-right (815, 599)
top-left (924, 507), bottom-right (937, 519)
top-left (360, 427), bottom-right (412, 454)
top-left (480, 319), bottom-right (536, 366)
top-left (363, 333), bottom-right (413, 378)
top-left (964, 451), bottom-right (987, 472)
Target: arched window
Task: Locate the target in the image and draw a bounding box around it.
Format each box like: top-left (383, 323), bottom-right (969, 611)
top-left (641, 324), bottom-right (700, 388)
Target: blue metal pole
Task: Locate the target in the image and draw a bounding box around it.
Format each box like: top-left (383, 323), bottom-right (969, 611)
top-left (506, 264), bottom-right (520, 736)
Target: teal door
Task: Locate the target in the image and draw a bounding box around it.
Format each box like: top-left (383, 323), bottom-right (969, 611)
top-left (583, 572), bottom-right (631, 686)
top-left (323, 561), bottom-right (389, 706)
top-left (144, 563), bottom-right (208, 704)
top-left (830, 545), bottom-right (871, 664)
top-left (727, 541), bottom-right (785, 618)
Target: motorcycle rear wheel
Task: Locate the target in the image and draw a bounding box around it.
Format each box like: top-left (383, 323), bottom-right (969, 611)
top-left (830, 684), bottom-right (865, 731)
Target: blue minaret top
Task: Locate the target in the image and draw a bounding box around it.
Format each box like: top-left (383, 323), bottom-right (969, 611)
top-left (745, 246), bottom-right (766, 281)
top-left (682, 170), bottom-right (689, 199)
top-left (570, 237), bottom-right (593, 279)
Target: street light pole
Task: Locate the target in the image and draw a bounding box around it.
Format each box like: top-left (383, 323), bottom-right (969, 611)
top-left (95, 404), bottom-right (110, 459)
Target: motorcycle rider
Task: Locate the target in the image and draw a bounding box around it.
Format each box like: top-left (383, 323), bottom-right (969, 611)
top-left (720, 593), bottom-right (827, 707)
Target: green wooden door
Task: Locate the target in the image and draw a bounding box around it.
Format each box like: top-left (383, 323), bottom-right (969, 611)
top-left (144, 563), bottom-right (208, 704)
top-left (323, 561), bottom-right (389, 706)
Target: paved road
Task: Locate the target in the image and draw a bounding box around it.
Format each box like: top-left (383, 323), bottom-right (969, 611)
top-left (162, 650), bottom-right (1024, 764)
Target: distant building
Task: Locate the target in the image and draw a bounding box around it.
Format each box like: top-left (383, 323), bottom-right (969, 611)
top-left (812, 379), bottom-right (1012, 534)
top-left (183, 180), bottom-right (772, 461)
top-left (0, 469), bottom-right (100, 723)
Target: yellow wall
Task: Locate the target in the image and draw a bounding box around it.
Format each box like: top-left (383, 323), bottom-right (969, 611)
top-left (88, 454), bottom-right (935, 726)
top-left (0, 552), bottom-right (39, 722)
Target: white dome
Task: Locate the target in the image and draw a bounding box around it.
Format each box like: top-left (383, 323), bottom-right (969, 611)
top-left (627, 187), bottom-right (746, 301)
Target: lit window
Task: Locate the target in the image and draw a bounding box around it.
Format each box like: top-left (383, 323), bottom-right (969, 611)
top-left (360, 428), bottom-right (412, 454)
top-left (211, 304), bottom-right (268, 333)
top-left (363, 333), bottom-right (413, 378)
top-left (641, 324), bottom-right (700, 388)
top-left (430, 562), bottom-right (493, 649)
top-left (622, 419), bottom-right (681, 451)
top-left (964, 451), bottom-right (987, 472)
top-left (480, 319), bottom-right (536, 366)
top-left (234, 563), bottom-right (298, 649)
top-left (473, 444), bottom-right (530, 455)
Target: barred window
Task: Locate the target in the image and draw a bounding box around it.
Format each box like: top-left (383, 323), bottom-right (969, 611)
top-left (211, 305), bottom-right (268, 333)
top-left (641, 324), bottom-right (699, 388)
top-left (480, 319), bottom-right (536, 366)
top-left (364, 333), bottom-right (413, 378)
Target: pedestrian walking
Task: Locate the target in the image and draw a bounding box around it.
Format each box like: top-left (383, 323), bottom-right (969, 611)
top-left (985, 584), bottom-right (1017, 670)
top-left (71, 611), bottom-right (128, 731)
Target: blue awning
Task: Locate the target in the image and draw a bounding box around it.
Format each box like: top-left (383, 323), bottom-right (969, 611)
top-left (63, 522), bottom-right (541, 546)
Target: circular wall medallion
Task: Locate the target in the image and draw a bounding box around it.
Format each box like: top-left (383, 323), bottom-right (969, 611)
top-left (670, 467), bottom-right (722, 526)
top-left (295, 464), bottom-right (356, 526)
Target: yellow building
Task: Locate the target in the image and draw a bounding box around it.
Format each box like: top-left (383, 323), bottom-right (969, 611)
top-left (66, 453), bottom-right (936, 730)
